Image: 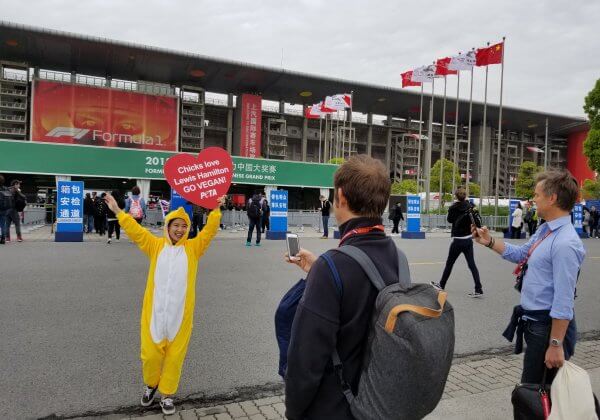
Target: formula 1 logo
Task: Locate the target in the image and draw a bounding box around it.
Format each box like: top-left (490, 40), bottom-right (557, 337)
top-left (46, 127), bottom-right (90, 139)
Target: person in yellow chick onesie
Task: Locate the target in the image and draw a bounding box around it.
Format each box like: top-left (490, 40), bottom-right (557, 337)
top-left (105, 193), bottom-right (225, 416)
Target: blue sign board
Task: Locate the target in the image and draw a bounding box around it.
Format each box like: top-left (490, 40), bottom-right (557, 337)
top-left (402, 195), bottom-right (425, 238)
top-left (55, 181), bottom-right (84, 242)
top-left (270, 190), bottom-right (288, 233)
top-left (573, 203), bottom-right (583, 235)
top-left (170, 189), bottom-right (193, 223)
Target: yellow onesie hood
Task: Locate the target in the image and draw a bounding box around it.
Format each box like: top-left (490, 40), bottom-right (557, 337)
top-left (163, 207), bottom-right (191, 245)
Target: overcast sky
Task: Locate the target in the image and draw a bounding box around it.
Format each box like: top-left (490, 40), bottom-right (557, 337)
top-left (1, 0), bottom-right (598, 117)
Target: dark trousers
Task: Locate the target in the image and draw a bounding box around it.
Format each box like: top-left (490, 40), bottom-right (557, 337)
top-left (522, 320), bottom-right (558, 384)
top-left (511, 226), bottom-right (522, 239)
top-left (189, 214), bottom-right (203, 239)
top-left (440, 238), bottom-right (483, 293)
top-left (5, 209), bottom-right (21, 238)
top-left (247, 217), bottom-right (261, 244)
top-left (261, 215), bottom-right (269, 233)
top-left (94, 215), bottom-right (106, 235)
top-left (392, 218), bottom-right (402, 233)
top-left (527, 221), bottom-right (537, 237)
top-left (322, 216), bottom-right (329, 237)
top-left (0, 210), bottom-right (7, 240)
top-left (107, 220), bottom-right (120, 240)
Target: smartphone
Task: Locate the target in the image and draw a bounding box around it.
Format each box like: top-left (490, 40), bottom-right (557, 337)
top-left (286, 233), bottom-right (300, 261)
top-left (469, 210), bottom-right (482, 229)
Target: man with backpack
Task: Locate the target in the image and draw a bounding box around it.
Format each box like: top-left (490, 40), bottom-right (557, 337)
top-left (246, 192), bottom-right (263, 246)
top-left (261, 199), bottom-right (270, 233)
top-left (125, 185), bottom-right (146, 224)
top-left (0, 174), bottom-right (12, 244)
top-left (283, 155), bottom-right (454, 420)
top-left (5, 180), bottom-right (26, 242)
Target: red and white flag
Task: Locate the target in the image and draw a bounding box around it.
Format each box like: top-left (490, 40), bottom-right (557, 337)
top-left (401, 70), bottom-right (421, 87)
top-left (411, 65), bottom-right (435, 83)
top-left (324, 94), bottom-right (352, 111)
top-left (305, 103), bottom-right (326, 119)
top-left (319, 101), bottom-right (336, 113)
top-left (435, 58), bottom-right (458, 76)
top-left (448, 51), bottom-right (476, 71)
top-left (476, 42), bottom-right (503, 66)
top-left (527, 146), bottom-right (544, 153)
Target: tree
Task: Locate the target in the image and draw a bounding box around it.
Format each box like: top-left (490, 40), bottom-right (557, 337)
top-left (583, 78), bottom-right (600, 172)
top-left (391, 179), bottom-right (418, 195)
top-left (583, 129), bottom-right (600, 173)
top-left (467, 182), bottom-right (480, 198)
top-left (327, 157), bottom-right (345, 165)
top-left (582, 178), bottom-right (600, 200)
top-left (430, 158), bottom-right (462, 196)
top-left (583, 78), bottom-right (600, 129)
top-left (515, 161), bottom-right (543, 199)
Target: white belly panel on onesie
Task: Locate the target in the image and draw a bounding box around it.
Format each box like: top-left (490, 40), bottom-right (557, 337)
top-left (150, 245), bottom-right (189, 343)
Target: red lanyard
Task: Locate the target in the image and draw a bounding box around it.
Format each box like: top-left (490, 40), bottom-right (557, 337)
top-left (339, 225), bottom-right (385, 246)
top-left (526, 230), bottom-right (552, 259)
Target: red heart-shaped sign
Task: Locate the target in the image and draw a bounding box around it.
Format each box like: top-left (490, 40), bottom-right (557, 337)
top-left (164, 147), bottom-right (233, 209)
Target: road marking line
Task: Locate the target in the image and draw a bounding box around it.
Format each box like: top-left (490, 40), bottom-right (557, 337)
top-left (410, 261), bottom-right (445, 266)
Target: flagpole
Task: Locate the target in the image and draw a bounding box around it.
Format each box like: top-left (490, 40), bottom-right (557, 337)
top-left (425, 66), bottom-right (435, 214)
top-left (465, 49), bottom-right (475, 197)
top-left (479, 42), bottom-right (490, 211)
top-left (494, 37), bottom-right (506, 224)
top-left (451, 70), bottom-right (461, 198)
top-left (348, 91), bottom-right (354, 158)
top-left (439, 75), bottom-right (447, 215)
top-left (416, 83), bottom-right (424, 194)
top-left (318, 115), bottom-right (322, 163)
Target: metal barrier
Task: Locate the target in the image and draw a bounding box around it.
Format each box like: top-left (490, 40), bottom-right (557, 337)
top-left (22, 206), bottom-right (48, 225)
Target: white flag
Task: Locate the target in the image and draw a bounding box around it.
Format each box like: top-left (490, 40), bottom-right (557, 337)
top-left (324, 94), bottom-right (352, 111)
top-left (448, 51), bottom-right (476, 71)
top-left (411, 65), bottom-right (435, 82)
top-left (306, 102), bottom-right (327, 118)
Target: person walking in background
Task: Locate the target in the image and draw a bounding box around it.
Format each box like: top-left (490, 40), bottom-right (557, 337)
top-left (0, 174), bottom-right (11, 245)
top-left (582, 207), bottom-right (591, 236)
top-left (511, 202), bottom-right (524, 239)
top-left (83, 193), bottom-right (95, 234)
top-left (5, 179), bottom-right (26, 242)
top-left (431, 187), bottom-right (483, 297)
top-left (390, 201), bottom-right (404, 234)
top-left (94, 192), bottom-right (108, 236)
top-left (126, 186), bottom-right (146, 224)
top-left (590, 205), bottom-right (599, 238)
top-left (261, 199), bottom-right (270, 233)
top-left (107, 190), bottom-right (125, 244)
top-left (523, 201), bottom-right (537, 238)
top-left (318, 195), bottom-right (331, 239)
top-left (246, 192), bottom-right (263, 246)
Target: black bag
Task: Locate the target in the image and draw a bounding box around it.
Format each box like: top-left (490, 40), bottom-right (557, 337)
top-left (14, 194), bottom-right (26, 212)
top-left (511, 381), bottom-right (551, 419)
top-left (247, 198), bottom-right (262, 219)
top-left (0, 188), bottom-right (14, 211)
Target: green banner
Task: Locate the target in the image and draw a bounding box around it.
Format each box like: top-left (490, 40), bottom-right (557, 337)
top-left (0, 139), bottom-right (337, 188)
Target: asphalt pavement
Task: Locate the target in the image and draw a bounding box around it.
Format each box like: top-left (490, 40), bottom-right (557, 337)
top-left (1, 233), bottom-right (599, 419)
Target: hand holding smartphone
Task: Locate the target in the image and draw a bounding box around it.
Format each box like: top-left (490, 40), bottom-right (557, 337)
top-left (286, 233), bottom-right (300, 261)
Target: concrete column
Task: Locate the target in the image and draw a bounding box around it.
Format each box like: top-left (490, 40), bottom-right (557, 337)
top-left (70, 71), bottom-right (77, 84)
top-left (226, 94), bottom-right (234, 154)
top-left (136, 179), bottom-right (151, 203)
top-left (385, 115), bottom-right (393, 171)
top-left (301, 108), bottom-right (308, 161)
top-left (366, 113), bottom-right (373, 156)
top-left (279, 100), bottom-right (285, 115)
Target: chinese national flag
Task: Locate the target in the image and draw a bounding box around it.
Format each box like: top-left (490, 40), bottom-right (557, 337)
top-left (476, 42), bottom-right (503, 66)
top-left (435, 57), bottom-right (458, 76)
top-left (401, 71), bottom-right (421, 87)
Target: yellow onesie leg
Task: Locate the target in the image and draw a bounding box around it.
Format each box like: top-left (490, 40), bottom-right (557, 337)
top-left (141, 331), bottom-right (167, 389)
top-left (156, 324), bottom-right (193, 396)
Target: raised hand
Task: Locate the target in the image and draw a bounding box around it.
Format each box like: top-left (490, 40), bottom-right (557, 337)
top-left (104, 193), bottom-right (121, 216)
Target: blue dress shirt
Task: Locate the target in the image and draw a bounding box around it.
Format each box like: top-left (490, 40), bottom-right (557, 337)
top-left (502, 215), bottom-right (585, 320)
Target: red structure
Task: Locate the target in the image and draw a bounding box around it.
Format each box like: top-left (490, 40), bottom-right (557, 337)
top-left (566, 130), bottom-right (595, 185)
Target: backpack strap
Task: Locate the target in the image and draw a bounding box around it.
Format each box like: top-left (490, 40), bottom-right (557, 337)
top-left (320, 253), bottom-right (343, 295)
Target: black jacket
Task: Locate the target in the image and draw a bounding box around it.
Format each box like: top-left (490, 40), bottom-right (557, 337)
top-left (320, 200), bottom-right (331, 217)
top-left (285, 217), bottom-right (400, 420)
top-left (447, 200), bottom-right (474, 237)
top-left (84, 197), bottom-right (95, 216)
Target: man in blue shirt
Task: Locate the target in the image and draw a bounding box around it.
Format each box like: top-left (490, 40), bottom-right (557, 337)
top-left (473, 170), bottom-right (585, 384)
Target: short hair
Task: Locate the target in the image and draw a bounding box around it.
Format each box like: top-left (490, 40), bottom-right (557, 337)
top-left (131, 185), bottom-right (141, 195)
top-left (333, 155), bottom-right (390, 218)
top-left (455, 187), bottom-right (467, 201)
top-left (535, 170), bottom-right (579, 212)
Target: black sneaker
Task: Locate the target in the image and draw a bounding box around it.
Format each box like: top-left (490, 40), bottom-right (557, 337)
top-left (140, 385), bottom-right (157, 407)
top-left (467, 291), bottom-right (484, 298)
top-left (430, 281), bottom-right (444, 290)
top-left (160, 397), bottom-right (176, 415)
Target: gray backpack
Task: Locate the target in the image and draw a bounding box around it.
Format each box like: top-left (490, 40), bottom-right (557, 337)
top-left (332, 245), bottom-right (455, 420)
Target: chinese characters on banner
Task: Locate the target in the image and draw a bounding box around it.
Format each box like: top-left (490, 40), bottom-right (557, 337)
top-left (55, 181), bottom-right (84, 242)
top-left (240, 94), bottom-right (262, 158)
top-left (233, 162), bottom-right (277, 182)
top-left (269, 190), bottom-right (288, 232)
top-left (573, 203), bottom-right (583, 234)
top-left (406, 195), bottom-right (421, 233)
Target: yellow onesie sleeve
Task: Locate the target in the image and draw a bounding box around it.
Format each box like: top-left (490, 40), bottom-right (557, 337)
top-left (117, 211), bottom-right (160, 257)
top-left (189, 208), bottom-right (221, 259)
